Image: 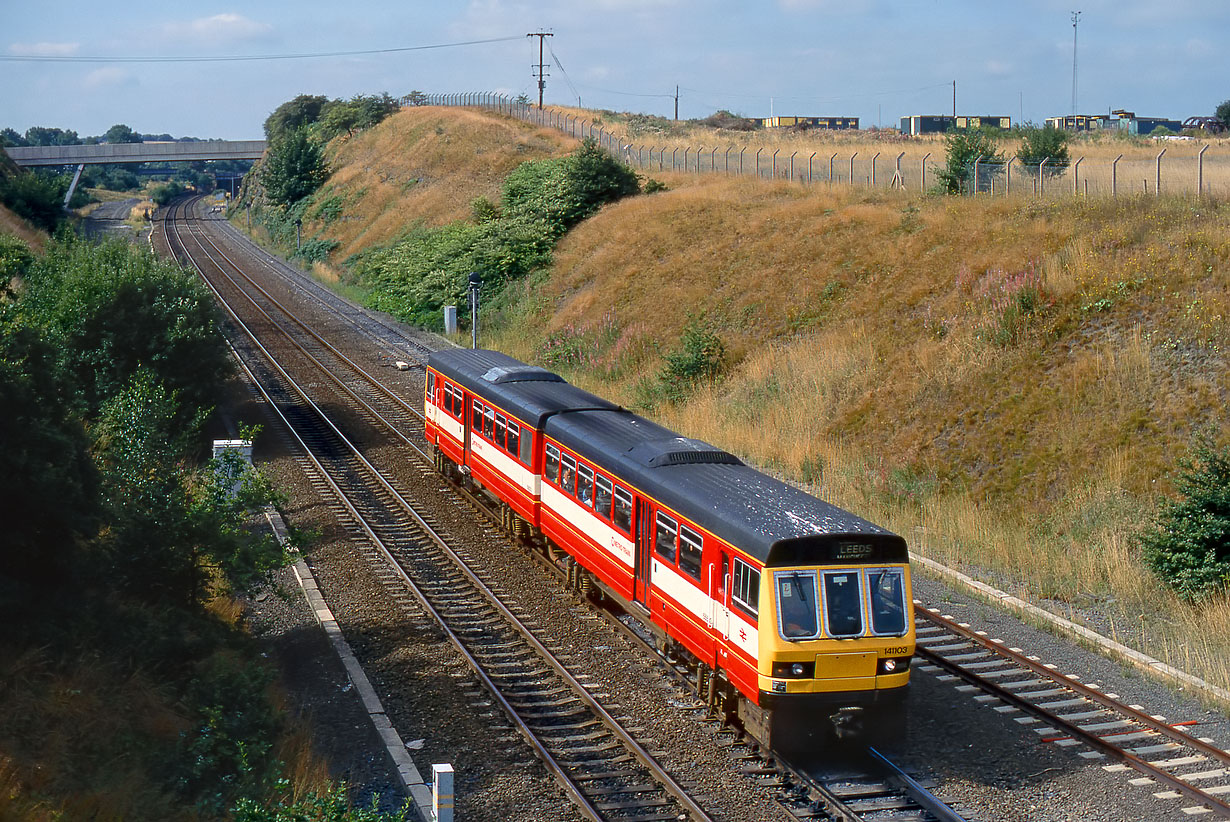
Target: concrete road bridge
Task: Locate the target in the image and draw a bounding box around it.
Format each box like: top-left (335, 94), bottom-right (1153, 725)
top-left (3, 140), bottom-right (266, 206)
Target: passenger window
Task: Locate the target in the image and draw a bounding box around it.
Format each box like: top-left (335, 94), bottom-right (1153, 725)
top-left (483, 407), bottom-right (495, 439)
top-left (612, 486), bottom-right (633, 533)
top-left (545, 444), bottom-right (560, 484)
top-left (560, 454), bottom-right (576, 495)
top-left (426, 372), bottom-right (435, 399)
top-left (823, 571), bottom-right (864, 637)
top-left (654, 512), bottom-right (678, 563)
top-left (577, 465), bottom-right (594, 508)
top-left (471, 400), bottom-right (482, 432)
top-left (506, 420), bottom-right (520, 457)
top-left (494, 413), bottom-right (507, 449)
top-left (731, 559), bottom-right (759, 619)
top-left (519, 429), bottom-right (533, 466)
top-left (594, 475), bottom-right (613, 520)
top-left (679, 525), bottom-right (702, 580)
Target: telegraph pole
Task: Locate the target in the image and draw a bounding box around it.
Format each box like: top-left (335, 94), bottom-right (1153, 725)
top-left (527, 31), bottom-right (553, 109)
top-left (1071, 11), bottom-right (1082, 119)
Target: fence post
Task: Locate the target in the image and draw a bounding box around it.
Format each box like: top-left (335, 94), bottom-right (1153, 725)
top-left (711, 147), bottom-right (718, 173)
top-left (1039, 158), bottom-right (1048, 196)
top-left (809, 151), bottom-right (817, 183)
top-left (849, 152), bottom-right (858, 186)
top-left (1073, 157), bottom-right (1084, 195)
top-left (790, 151), bottom-right (797, 181)
top-left (740, 147), bottom-right (746, 176)
top-left (755, 147), bottom-right (763, 178)
top-left (972, 155), bottom-right (983, 196)
top-left (1005, 157), bottom-right (1014, 195)
top-left (1112, 153), bottom-right (1123, 196)
top-left (1198, 143), bottom-right (1209, 198)
top-left (672, 147), bottom-right (679, 171)
top-left (921, 152), bottom-right (931, 190)
top-left (871, 151), bottom-right (881, 187)
top-left (684, 146), bottom-right (691, 172)
top-left (772, 148), bottom-right (779, 178)
top-left (894, 151), bottom-right (905, 189)
top-left (1156, 148), bottom-right (1166, 195)
top-left (830, 152), bottom-right (838, 184)
top-left (725, 145), bottom-right (733, 175)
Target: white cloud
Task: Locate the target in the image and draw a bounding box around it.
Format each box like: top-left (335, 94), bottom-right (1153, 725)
top-left (9, 42), bottom-right (80, 57)
top-left (157, 14), bottom-right (273, 44)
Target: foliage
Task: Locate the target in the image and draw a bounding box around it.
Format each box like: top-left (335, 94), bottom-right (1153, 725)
top-left (697, 110), bottom-right (758, 131)
top-left (1139, 433), bottom-right (1230, 600)
top-left (18, 235), bottom-right (232, 420)
top-left (935, 127), bottom-right (1004, 195)
top-left (0, 309), bottom-right (99, 586)
top-left (0, 169), bottom-right (68, 231)
top-left (354, 214), bottom-right (554, 328)
top-left (1016, 125), bottom-right (1071, 173)
top-left (234, 785), bottom-right (411, 821)
top-left (402, 90), bottom-right (428, 107)
top-left (502, 138), bottom-right (640, 236)
top-left (264, 94), bottom-right (330, 143)
top-left (262, 128), bottom-right (329, 208)
top-left (22, 126), bottom-right (80, 146)
top-left (152, 180), bottom-right (188, 205)
top-left (315, 94), bottom-right (400, 141)
top-left (295, 237), bottom-right (340, 263)
top-left (1217, 99), bottom-right (1230, 132)
top-left (102, 123), bottom-right (142, 144)
top-left (635, 318), bottom-right (726, 408)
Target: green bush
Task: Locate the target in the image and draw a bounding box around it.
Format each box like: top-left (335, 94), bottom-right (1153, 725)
top-left (152, 180), bottom-right (187, 205)
top-left (262, 128), bottom-right (329, 209)
top-left (502, 138), bottom-right (639, 236)
top-left (1139, 433), bottom-right (1230, 600)
top-left (935, 127), bottom-right (1004, 195)
top-left (0, 169), bottom-right (68, 231)
top-left (234, 785), bottom-right (411, 821)
top-left (636, 319), bottom-right (726, 408)
top-left (1017, 125), bottom-right (1071, 173)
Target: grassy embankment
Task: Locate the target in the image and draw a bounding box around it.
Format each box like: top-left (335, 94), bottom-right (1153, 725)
top-left (259, 106), bottom-right (1229, 693)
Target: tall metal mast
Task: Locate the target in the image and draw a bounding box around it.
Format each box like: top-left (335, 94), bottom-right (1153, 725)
top-left (1071, 11), bottom-right (1081, 118)
top-left (527, 31), bottom-right (553, 109)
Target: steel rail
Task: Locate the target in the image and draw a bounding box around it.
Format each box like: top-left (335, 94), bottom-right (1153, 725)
top-left (916, 609), bottom-right (1230, 818)
top-left (167, 198), bottom-right (716, 822)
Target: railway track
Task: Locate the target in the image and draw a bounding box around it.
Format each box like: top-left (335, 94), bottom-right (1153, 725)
top-left (915, 607), bottom-right (1230, 818)
top-left (161, 197), bottom-right (971, 821)
top-left (164, 198), bottom-right (717, 820)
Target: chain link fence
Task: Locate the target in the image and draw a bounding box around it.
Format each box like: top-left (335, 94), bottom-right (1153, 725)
top-left (419, 93), bottom-right (1229, 199)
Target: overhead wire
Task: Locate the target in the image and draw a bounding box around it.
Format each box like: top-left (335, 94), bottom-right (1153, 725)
top-left (0, 35), bottom-right (524, 64)
top-left (545, 42), bottom-right (582, 107)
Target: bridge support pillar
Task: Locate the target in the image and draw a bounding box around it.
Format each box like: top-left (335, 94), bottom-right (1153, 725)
top-left (63, 164), bottom-right (85, 209)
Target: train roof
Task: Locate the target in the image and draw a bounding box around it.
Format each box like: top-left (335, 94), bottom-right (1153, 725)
top-left (545, 408), bottom-right (904, 566)
top-left (428, 348), bottom-right (621, 427)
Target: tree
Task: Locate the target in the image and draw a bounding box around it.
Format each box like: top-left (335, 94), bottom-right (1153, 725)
top-left (0, 308), bottom-right (99, 586)
top-left (264, 94), bottom-right (329, 143)
top-left (1215, 99), bottom-right (1230, 132)
top-left (0, 169), bottom-right (68, 231)
top-left (1016, 125), bottom-right (1071, 176)
top-left (1, 127), bottom-right (28, 147)
top-left (935, 127), bottom-right (1004, 195)
top-left (24, 126), bottom-right (80, 146)
top-left (18, 235), bottom-right (232, 419)
top-left (402, 90), bottom-right (428, 107)
top-left (102, 123), bottom-right (142, 144)
top-left (502, 138), bottom-right (640, 236)
top-left (261, 128), bottom-right (329, 207)
top-left (1140, 433), bottom-right (1230, 600)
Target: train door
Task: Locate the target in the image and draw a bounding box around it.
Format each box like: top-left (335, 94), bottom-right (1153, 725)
top-left (713, 552), bottom-right (731, 671)
top-left (634, 498), bottom-right (653, 606)
top-left (464, 396), bottom-right (476, 465)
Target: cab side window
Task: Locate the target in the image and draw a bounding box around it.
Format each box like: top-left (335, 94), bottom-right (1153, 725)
top-left (731, 558), bottom-right (760, 619)
top-left (426, 372), bottom-right (435, 401)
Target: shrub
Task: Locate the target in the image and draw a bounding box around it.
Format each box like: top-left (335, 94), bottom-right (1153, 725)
top-left (636, 318), bottom-right (726, 408)
top-left (935, 127), bottom-right (1004, 195)
top-left (1139, 433), bottom-right (1230, 600)
top-left (1016, 125), bottom-right (1071, 173)
top-left (262, 128), bottom-right (329, 209)
top-left (502, 138), bottom-right (639, 236)
top-left (0, 169), bottom-right (68, 231)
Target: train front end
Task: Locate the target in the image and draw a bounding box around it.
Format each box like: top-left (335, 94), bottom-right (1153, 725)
top-left (740, 534), bottom-right (915, 751)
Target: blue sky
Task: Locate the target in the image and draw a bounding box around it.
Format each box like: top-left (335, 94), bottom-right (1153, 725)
top-left (3, 1), bottom-right (1228, 140)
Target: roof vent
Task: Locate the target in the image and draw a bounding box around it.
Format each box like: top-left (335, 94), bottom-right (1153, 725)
top-left (481, 365), bottom-right (564, 384)
top-left (628, 438), bottom-right (743, 468)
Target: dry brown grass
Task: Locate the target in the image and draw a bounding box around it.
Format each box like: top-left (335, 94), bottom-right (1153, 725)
top-left (308, 107), bottom-right (579, 264)
top-left (0, 204), bottom-right (44, 251)
top-left (479, 130), bottom-right (1229, 686)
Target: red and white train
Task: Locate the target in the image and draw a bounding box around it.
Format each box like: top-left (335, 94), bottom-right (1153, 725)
top-left (425, 348), bottom-right (914, 749)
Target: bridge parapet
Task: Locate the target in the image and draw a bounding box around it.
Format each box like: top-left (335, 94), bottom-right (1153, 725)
top-left (4, 140), bottom-right (266, 166)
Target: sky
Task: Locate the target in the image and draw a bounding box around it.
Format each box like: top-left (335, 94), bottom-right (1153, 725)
top-left (3, 1), bottom-right (1229, 141)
